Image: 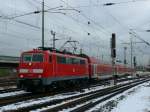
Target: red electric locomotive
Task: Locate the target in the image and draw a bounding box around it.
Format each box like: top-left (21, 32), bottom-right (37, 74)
top-left (17, 48), bottom-right (89, 91)
top-left (17, 47), bottom-right (133, 91)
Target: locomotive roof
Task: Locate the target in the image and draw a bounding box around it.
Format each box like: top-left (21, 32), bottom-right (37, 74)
top-left (21, 47), bottom-right (132, 68)
top-left (50, 51), bottom-right (87, 60)
top-left (22, 47), bottom-right (88, 60)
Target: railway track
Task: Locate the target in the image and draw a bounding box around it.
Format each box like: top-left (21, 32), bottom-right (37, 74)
top-left (68, 79), bottom-right (150, 112)
top-left (0, 76), bottom-right (17, 88)
top-left (0, 78), bottom-right (16, 83)
top-left (39, 78), bottom-right (149, 112)
top-left (0, 88), bottom-right (20, 94)
top-left (0, 75), bottom-right (16, 82)
top-left (0, 81), bottom-right (105, 106)
top-left (0, 90), bottom-right (67, 107)
top-left (0, 80), bottom-right (16, 87)
top-left (0, 82), bottom-right (96, 107)
top-left (1, 77), bottom-right (148, 112)
top-left (0, 75), bottom-right (141, 93)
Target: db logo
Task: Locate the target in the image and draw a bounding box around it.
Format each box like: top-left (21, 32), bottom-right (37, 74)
top-left (28, 69), bottom-right (33, 73)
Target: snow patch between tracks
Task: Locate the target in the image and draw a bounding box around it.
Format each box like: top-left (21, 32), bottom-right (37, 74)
top-left (0, 85), bottom-right (111, 111)
top-left (86, 81), bottom-right (150, 112)
top-left (0, 90), bottom-right (26, 98)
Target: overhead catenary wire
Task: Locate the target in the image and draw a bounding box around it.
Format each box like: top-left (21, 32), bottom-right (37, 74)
top-left (58, 0), bottom-right (130, 50)
top-left (48, 0), bottom-right (123, 59)
top-left (59, 0), bottom-right (111, 36)
top-left (101, 5), bottom-right (150, 49)
top-left (58, 0), bottom-right (114, 52)
top-left (1, 0), bottom-right (149, 60)
top-left (0, 4), bottom-right (83, 40)
top-left (0, 15), bottom-right (74, 49)
top-left (59, 0), bottom-right (150, 47)
top-left (29, 0), bottom-right (110, 50)
top-left (103, 0), bottom-right (149, 6)
top-left (61, 0), bottom-right (149, 8)
top-left (1, 0), bottom-right (111, 50)
top-left (58, 0), bottom-right (134, 48)
top-left (101, 7), bottom-right (131, 44)
top-left (2, 5), bottom-right (63, 19)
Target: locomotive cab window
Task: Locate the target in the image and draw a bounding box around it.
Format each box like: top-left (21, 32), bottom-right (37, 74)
top-left (32, 54), bottom-right (43, 62)
top-left (22, 53), bottom-right (43, 62)
top-left (23, 54), bottom-right (32, 62)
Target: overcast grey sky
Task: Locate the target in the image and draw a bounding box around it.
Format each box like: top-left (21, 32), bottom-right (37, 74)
top-left (0, 0), bottom-right (150, 66)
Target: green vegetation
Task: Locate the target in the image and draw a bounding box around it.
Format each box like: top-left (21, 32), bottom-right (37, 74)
top-left (0, 69), bottom-right (11, 77)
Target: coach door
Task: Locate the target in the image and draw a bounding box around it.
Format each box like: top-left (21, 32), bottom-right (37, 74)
top-left (93, 64), bottom-right (97, 78)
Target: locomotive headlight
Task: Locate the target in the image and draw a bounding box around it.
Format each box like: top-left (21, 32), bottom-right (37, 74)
top-left (19, 69), bottom-right (28, 73)
top-left (33, 69), bottom-right (43, 73)
top-left (20, 74), bottom-right (24, 78)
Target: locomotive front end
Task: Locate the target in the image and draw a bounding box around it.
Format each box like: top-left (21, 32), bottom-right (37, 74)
top-left (17, 50), bottom-right (48, 91)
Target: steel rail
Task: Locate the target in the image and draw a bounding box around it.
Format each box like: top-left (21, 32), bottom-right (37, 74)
top-left (9, 77), bottom-right (148, 112)
top-left (40, 78), bottom-right (149, 112)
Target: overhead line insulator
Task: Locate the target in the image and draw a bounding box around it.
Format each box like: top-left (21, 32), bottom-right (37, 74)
top-left (103, 3), bottom-right (115, 6)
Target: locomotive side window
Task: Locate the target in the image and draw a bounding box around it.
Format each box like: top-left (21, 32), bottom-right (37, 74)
top-left (66, 58), bottom-right (72, 64)
top-left (23, 54), bottom-right (32, 62)
top-left (32, 54), bottom-right (43, 62)
top-left (66, 58), bottom-right (80, 64)
top-left (57, 56), bottom-right (66, 64)
top-left (72, 58), bottom-right (80, 64)
top-left (80, 60), bottom-right (85, 65)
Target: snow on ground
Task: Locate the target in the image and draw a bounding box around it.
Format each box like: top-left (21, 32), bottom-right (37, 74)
top-left (111, 82), bottom-right (150, 112)
top-left (0, 79), bottom-right (143, 112)
top-left (87, 81), bottom-right (150, 112)
top-left (0, 85), bottom-right (110, 111)
top-left (0, 92), bottom-right (79, 112)
top-left (0, 82), bottom-right (121, 112)
top-left (31, 81), bottom-right (137, 112)
top-left (58, 93), bottom-right (117, 112)
top-left (0, 90), bottom-right (26, 98)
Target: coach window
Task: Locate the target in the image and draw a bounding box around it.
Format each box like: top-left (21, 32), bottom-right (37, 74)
top-left (57, 56), bottom-right (66, 64)
top-left (80, 60), bottom-right (85, 65)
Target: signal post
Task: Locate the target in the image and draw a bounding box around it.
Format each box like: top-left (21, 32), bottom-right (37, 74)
top-left (111, 33), bottom-right (116, 85)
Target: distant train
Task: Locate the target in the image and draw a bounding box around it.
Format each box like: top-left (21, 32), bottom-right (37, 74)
top-left (17, 47), bottom-right (133, 92)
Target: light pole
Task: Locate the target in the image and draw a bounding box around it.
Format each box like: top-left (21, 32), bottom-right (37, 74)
top-left (42, 0), bottom-right (45, 49)
top-left (130, 37), bottom-right (133, 69)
